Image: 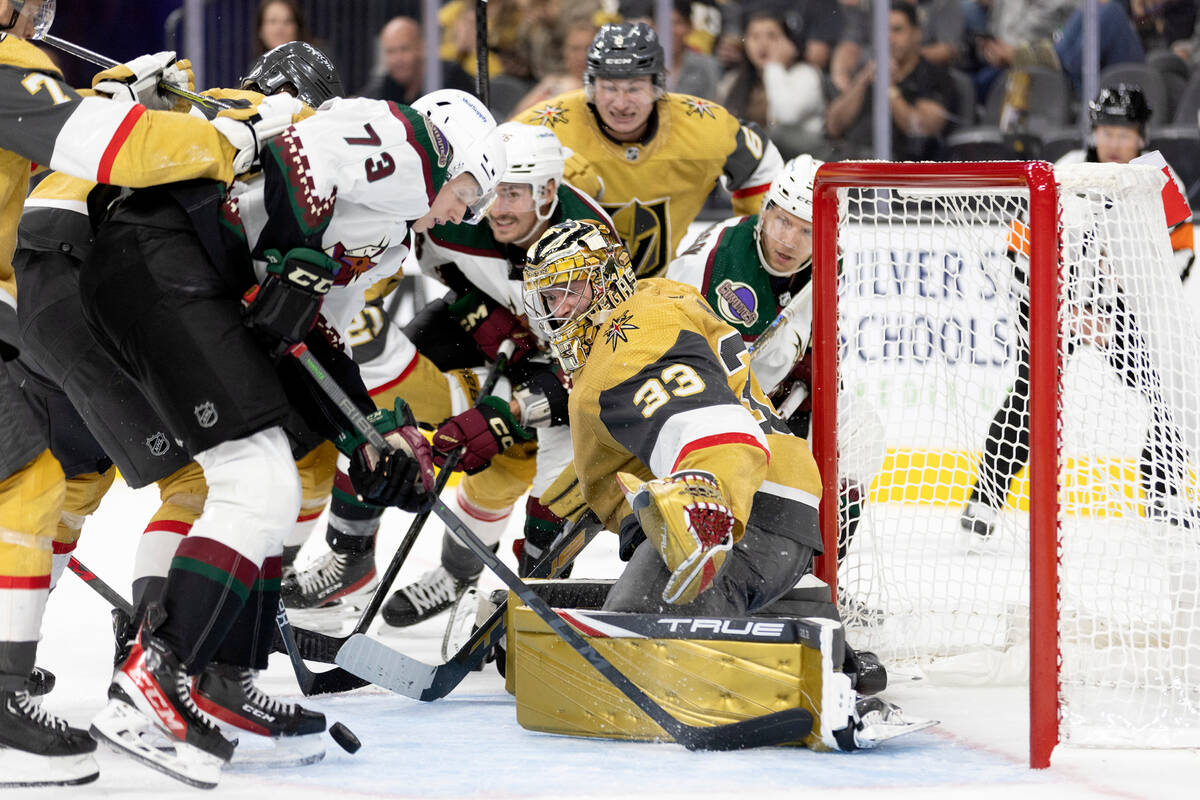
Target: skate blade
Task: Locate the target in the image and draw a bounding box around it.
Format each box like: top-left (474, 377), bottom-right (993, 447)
top-left (441, 587), bottom-right (481, 662)
top-left (225, 732), bottom-right (325, 770)
top-left (0, 745), bottom-right (99, 787)
top-left (856, 716), bottom-right (938, 748)
top-left (91, 699), bottom-right (224, 789)
top-left (286, 603), bottom-right (364, 635)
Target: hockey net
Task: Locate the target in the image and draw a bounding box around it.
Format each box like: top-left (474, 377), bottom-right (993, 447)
top-left (811, 162), bottom-right (1200, 765)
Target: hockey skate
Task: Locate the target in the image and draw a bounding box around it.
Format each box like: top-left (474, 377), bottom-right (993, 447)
top-left (441, 586), bottom-right (481, 661)
top-left (382, 565), bottom-right (473, 628)
top-left (27, 665), bottom-right (55, 697)
top-left (281, 548), bottom-right (377, 633)
top-left (193, 663), bottom-right (326, 769)
top-left (90, 631), bottom-right (235, 789)
top-left (0, 684), bottom-right (98, 787)
top-left (835, 697), bottom-right (937, 751)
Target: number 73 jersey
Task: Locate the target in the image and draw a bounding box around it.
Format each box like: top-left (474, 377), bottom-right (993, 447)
top-left (567, 278), bottom-right (823, 552)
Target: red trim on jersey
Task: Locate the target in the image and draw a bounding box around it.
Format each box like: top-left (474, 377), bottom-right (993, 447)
top-left (143, 519), bottom-right (193, 537)
top-left (672, 433), bottom-right (770, 472)
top-left (701, 226), bottom-right (728, 295)
top-left (97, 104), bottom-right (146, 185)
top-left (369, 353), bottom-right (421, 397)
top-left (558, 610), bottom-right (607, 638)
top-left (731, 182), bottom-right (770, 199)
top-left (0, 574), bottom-right (51, 590)
top-left (296, 507), bottom-right (324, 523)
top-left (456, 486), bottom-right (511, 522)
top-left (51, 540), bottom-right (77, 555)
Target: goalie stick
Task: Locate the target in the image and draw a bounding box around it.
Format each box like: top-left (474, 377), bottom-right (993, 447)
top-left (282, 339), bottom-right (514, 689)
top-left (335, 512), bottom-right (601, 700)
top-left (297, 344), bottom-right (813, 749)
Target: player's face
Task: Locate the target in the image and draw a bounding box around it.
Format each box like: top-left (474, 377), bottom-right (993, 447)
top-left (1093, 124), bottom-right (1142, 164)
top-left (414, 173), bottom-right (480, 232)
top-left (539, 278), bottom-right (594, 326)
top-left (487, 182), bottom-right (542, 243)
top-left (592, 76), bottom-right (657, 141)
top-left (1, 0), bottom-right (54, 38)
top-left (760, 204), bottom-right (813, 275)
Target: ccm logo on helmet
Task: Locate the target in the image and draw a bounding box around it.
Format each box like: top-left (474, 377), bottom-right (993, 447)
top-left (655, 618), bottom-right (787, 637)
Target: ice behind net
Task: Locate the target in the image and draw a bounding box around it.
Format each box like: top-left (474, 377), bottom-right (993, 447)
top-left (830, 163), bottom-right (1200, 748)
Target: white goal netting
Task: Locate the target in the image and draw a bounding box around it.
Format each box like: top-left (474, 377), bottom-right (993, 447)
top-left (826, 162), bottom-right (1200, 749)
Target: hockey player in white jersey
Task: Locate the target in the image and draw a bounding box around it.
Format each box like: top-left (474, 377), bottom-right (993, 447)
top-left (282, 122), bottom-right (614, 629)
top-left (79, 89), bottom-right (504, 787)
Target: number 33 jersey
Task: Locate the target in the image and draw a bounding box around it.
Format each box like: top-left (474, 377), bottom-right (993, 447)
top-left (567, 278), bottom-right (822, 552)
top-left (231, 96), bottom-right (450, 340)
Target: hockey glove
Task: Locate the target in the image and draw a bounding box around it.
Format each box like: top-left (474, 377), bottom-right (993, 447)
top-left (616, 470), bottom-right (736, 605)
top-left (449, 290), bottom-right (539, 364)
top-left (336, 399), bottom-right (435, 512)
top-left (212, 93), bottom-right (304, 175)
top-left (242, 247), bottom-right (340, 346)
top-left (431, 395), bottom-right (533, 474)
top-left (92, 51), bottom-right (194, 112)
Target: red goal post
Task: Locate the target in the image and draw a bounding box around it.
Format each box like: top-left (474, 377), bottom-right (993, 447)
top-left (811, 161), bottom-right (1061, 768)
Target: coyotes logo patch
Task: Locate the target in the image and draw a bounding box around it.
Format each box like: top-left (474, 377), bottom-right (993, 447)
top-left (326, 238), bottom-right (389, 285)
top-left (604, 310), bottom-right (639, 351)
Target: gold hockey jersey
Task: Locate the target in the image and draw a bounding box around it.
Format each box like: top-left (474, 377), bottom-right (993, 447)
top-left (515, 90), bottom-right (782, 279)
top-left (567, 278), bottom-right (822, 552)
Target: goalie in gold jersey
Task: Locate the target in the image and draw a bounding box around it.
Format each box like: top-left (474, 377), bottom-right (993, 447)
top-left (515, 21), bottom-right (783, 280)
top-left (522, 219), bottom-right (822, 614)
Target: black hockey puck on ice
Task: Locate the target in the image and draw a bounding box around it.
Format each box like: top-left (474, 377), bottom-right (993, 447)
top-left (329, 722), bottom-right (361, 753)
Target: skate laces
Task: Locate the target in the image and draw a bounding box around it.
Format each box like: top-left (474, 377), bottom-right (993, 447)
top-left (10, 689), bottom-right (69, 732)
top-left (239, 671), bottom-right (296, 715)
top-left (173, 668), bottom-right (219, 732)
top-left (294, 551), bottom-right (348, 594)
top-left (402, 566), bottom-right (461, 613)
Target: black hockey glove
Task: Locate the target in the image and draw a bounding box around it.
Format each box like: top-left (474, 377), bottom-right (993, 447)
top-left (242, 247), bottom-right (340, 346)
top-left (336, 399), bottom-right (436, 512)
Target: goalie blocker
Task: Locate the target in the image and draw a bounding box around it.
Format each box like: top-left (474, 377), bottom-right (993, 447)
top-left (502, 579), bottom-right (913, 750)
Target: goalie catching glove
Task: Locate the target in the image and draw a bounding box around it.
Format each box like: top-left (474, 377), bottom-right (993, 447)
top-left (242, 247), bottom-right (340, 346)
top-left (616, 470), bottom-right (736, 605)
top-left (431, 395), bottom-right (533, 474)
top-left (92, 51), bottom-right (194, 112)
top-left (335, 399), bottom-right (435, 512)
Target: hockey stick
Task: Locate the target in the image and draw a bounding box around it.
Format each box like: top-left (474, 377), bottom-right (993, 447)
top-left (68, 556), bottom-right (134, 616)
top-left (282, 340), bottom-right (513, 681)
top-left (335, 512), bottom-right (601, 700)
top-left (35, 32), bottom-right (233, 113)
top-left (474, 0), bottom-right (490, 108)
top-left (428, 498), bottom-right (813, 750)
top-left (297, 345), bottom-right (813, 748)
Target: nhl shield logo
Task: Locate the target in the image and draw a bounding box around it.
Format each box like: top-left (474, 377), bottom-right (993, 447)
top-left (624, 146), bottom-right (640, 162)
top-left (144, 431), bottom-right (170, 457)
top-left (194, 401), bottom-right (218, 429)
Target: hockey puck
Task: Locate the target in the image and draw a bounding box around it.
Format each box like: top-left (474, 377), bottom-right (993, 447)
top-left (329, 722), bottom-right (361, 754)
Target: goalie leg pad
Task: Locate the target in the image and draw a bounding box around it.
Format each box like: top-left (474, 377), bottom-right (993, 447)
top-left (616, 470), bottom-right (735, 606)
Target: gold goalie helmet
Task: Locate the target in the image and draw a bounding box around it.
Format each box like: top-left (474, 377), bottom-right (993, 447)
top-left (523, 219), bottom-right (636, 372)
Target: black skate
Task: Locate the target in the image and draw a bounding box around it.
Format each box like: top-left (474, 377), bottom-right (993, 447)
top-left (194, 663), bottom-right (326, 769)
top-left (0, 685), bottom-right (98, 787)
top-left (90, 631), bottom-right (235, 789)
top-left (282, 549), bottom-right (377, 610)
top-left (834, 697), bottom-right (937, 751)
top-left (28, 665), bottom-right (55, 697)
top-left (382, 566), bottom-right (473, 628)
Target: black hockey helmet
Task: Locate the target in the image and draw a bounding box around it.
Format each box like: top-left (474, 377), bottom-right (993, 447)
top-left (1088, 84), bottom-right (1151, 133)
top-left (584, 22), bottom-right (666, 92)
top-left (240, 41), bottom-right (343, 108)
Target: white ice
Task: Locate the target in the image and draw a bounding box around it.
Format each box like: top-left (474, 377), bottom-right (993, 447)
top-left (12, 479), bottom-right (1197, 800)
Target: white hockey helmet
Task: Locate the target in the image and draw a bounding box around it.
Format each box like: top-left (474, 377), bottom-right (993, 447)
top-left (756, 154), bottom-right (821, 277)
top-left (2, 0), bottom-right (56, 39)
top-left (496, 121), bottom-right (567, 221)
top-left (412, 89), bottom-right (506, 224)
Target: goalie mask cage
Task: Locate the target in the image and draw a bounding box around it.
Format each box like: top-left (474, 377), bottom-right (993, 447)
top-left (810, 161), bottom-right (1200, 768)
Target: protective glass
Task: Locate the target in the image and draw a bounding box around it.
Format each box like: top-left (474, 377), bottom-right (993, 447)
top-left (453, 174), bottom-right (495, 224)
top-left (760, 204), bottom-right (812, 250)
top-left (491, 183), bottom-right (540, 214)
top-left (11, 0), bottom-right (56, 39)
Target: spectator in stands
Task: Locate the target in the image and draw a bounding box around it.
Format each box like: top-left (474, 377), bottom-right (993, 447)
top-left (357, 16), bottom-right (473, 105)
top-left (824, 1), bottom-right (957, 160)
top-left (831, 0), bottom-right (964, 92)
top-left (1129, 0), bottom-right (1197, 54)
top-left (512, 18), bottom-right (599, 114)
top-left (718, 2), bottom-right (828, 159)
top-left (254, 0), bottom-right (310, 57)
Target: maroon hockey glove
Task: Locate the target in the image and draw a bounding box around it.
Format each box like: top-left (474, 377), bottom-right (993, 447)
top-left (449, 291), bottom-right (539, 363)
top-left (337, 400), bottom-right (435, 512)
top-left (431, 396), bottom-right (533, 474)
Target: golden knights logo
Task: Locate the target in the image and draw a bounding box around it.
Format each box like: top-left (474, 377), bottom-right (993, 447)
top-left (680, 96), bottom-right (717, 119)
top-left (604, 310), bottom-right (638, 350)
top-left (529, 104), bottom-right (568, 128)
top-left (602, 197), bottom-right (670, 278)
